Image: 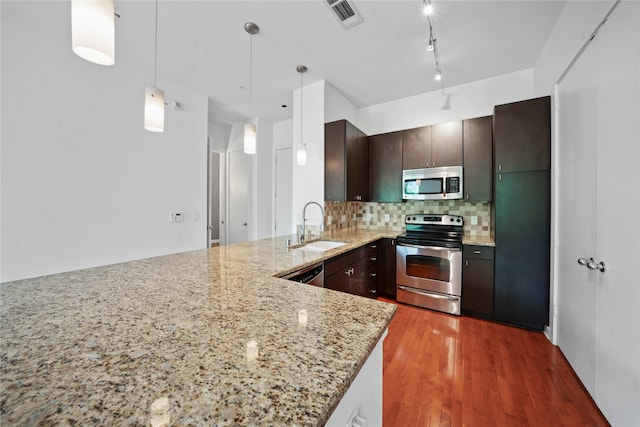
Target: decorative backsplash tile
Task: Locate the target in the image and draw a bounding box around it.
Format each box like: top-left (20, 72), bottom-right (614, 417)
top-left (324, 200), bottom-right (492, 239)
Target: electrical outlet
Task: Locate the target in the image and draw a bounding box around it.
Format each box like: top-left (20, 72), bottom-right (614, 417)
top-left (170, 212), bottom-right (184, 223)
top-left (341, 215), bottom-right (346, 223)
top-left (366, 213), bottom-right (371, 221)
top-left (471, 216), bottom-right (478, 225)
top-left (384, 214), bottom-right (390, 222)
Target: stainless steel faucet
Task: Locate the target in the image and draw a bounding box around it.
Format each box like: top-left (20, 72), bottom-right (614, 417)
top-left (300, 201), bottom-right (325, 243)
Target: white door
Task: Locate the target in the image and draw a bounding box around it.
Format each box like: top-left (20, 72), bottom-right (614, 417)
top-left (556, 3), bottom-right (640, 425)
top-left (228, 149), bottom-right (251, 244)
top-left (208, 150), bottom-right (224, 246)
top-left (591, 3), bottom-right (639, 421)
top-left (274, 148), bottom-right (293, 237)
top-left (556, 28), bottom-right (599, 394)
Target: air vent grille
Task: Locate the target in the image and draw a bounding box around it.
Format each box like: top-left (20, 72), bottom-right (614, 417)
top-left (326, 0), bottom-right (363, 29)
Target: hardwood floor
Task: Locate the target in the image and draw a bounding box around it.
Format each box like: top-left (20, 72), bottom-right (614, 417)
top-left (382, 300), bottom-right (609, 427)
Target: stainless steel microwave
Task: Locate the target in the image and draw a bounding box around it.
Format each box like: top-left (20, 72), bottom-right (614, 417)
top-left (402, 166), bottom-right (463, 200)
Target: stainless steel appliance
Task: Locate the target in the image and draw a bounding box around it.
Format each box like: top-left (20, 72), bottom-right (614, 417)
top-left (282, 262), bottom-right (324, 287)
top-left (402, 166), bottom-right (463, 200)
top-left (396, 214), bottom-right (463, 315)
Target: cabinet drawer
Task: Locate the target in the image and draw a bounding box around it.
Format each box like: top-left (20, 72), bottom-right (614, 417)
top-left (463, 245), bottom-right (494, 260)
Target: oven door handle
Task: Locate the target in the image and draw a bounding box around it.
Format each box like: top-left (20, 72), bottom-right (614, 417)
top-left (398, 286), bottom-right (460, 300)
top-left (397, 243), bottom-right (460, 252)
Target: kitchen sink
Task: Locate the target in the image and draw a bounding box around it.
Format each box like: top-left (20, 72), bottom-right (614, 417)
top-left (296, 240), bottom-right (347, 252)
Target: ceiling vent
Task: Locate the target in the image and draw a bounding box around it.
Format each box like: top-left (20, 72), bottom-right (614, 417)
top-left (326, 0), bottom-right (363, 29)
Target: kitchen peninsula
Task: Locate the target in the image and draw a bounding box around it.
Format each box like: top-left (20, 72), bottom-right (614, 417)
top-left (0, 229), bottom-right (397, 426)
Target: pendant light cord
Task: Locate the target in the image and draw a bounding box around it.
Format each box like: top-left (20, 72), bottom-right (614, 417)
top-left (300, 71), bottom-right (303, 144)
top-left (249, 33), bottom-right (253, 114)
top-left (153, 0), bottom-right (158, 87)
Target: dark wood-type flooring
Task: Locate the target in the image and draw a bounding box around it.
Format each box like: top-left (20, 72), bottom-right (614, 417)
top-left (382, 299), bottom-right (610, 426)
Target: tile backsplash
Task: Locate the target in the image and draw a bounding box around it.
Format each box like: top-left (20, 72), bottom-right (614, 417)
top-left (324, 200), bottom-right (492, 239)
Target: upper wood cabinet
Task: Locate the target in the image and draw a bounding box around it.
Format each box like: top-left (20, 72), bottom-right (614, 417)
top-left (402, 126), bottom-right (431, 170)
top-left (431, 121), bottom-right (463, 167)
top-left (463, 116), bottom-right (493, 202)
top-left (493, 96), bottom-right (551, 173)
top-left (370, 131), bottom-right (403, 202)
top-left (402, 121), bottom-right (463, 170)
top-left (325, 120), bottom-right (369, 202)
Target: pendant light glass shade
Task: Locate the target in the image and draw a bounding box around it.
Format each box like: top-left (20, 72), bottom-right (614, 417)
top-left (244, 123), bottom-right (257, 154)
top-left (71, 0), bottom-right (115, 66)
top-left (296, 145), bottom-right (307, 166)
top-left (144, 86), bottom-right (165, 132)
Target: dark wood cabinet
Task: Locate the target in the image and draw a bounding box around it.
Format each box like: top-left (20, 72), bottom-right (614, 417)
top-left (493, 96), bottom-right (551, 331)
top-left (494, 170), bottom-right (550, 331)
top-left (431, 120), bottom-right (463, 167)
top-left (324, 242), bottom-right (379, 298)
top-left (462, 245), bottom-right (494, 317)
top-left (379, 238), bottom-right (397, 297)
top-left (463, 116), bottom-right (493, 202)
top-left (402, 126), bottom-right (431, 170)
top-left (494, 96), bottom-right (551, 173)
top-left (402, 121), bottom-right (463, 170)
top-left (325, 120), bottom-right (369, 202)
top-left (369, 131), bottom-right (403, 202)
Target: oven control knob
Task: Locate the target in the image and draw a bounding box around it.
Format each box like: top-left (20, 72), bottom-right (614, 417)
top-left (457, 218), bottom-right (462, 223)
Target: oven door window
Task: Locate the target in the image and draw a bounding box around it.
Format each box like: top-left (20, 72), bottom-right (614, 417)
top-left (404, 178), bottom-right (443, 195)
top-left (406, 254), bottom-right (450, 282)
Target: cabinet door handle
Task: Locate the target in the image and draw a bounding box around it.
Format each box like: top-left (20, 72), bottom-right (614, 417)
top-left (370, 257), bottom-right (377, 261)
top-left (473, 250), bottom-right (481, 255)
top-left (370, 289), bottom-right (378, 294)
top-left (465, 259), bottom-right (469, 267)
top-left (498, 164), bottom-right (502, 171)
top-left (370, 245), bottom-right (377, 249)
top-left (370, 272), bottom-right (377, 277)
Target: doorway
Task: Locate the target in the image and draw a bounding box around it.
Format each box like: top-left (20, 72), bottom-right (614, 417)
top-left (274, 147), bottom-right (293, 236)
top-left (227, 148), bottom-right (252, 244)
top-left (208, 147), bottom-right (226, 246)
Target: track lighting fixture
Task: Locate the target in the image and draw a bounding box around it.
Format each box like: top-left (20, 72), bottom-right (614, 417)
top-left (423, 2), bottom-right (442, 81)
top-left (423, 0), bottom-right (434, 16)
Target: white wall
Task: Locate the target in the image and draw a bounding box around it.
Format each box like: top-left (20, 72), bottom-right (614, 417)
top-left (325, 81), bottom-right (358, 126)
top-left (1, 2), bottom-right (208, 282)
top-left (357, 69), bottom-right (535, 135)
top-left (534, 0), bottom-right (618, 96)
top-left (291, 81), bottom-right (325, 234)
top-left (255, 118), bottom-right (274, 239)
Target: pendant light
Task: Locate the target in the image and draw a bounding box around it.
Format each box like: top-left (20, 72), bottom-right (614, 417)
top-left (296, 65), bottom-right (308, 166)
top-left (144, 0), bottom-right (165, 132)
top-left (71, 0), bottom-right (115, 65)
top-left (243, 22), bottom-right (259, 155)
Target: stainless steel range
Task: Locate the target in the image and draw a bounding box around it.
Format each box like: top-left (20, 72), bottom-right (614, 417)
top-left (396, 214), bottom-right (464, 315)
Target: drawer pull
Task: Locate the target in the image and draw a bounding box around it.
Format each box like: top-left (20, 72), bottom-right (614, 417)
top-left (370, 245), bottom-right (377, 249)
top-left (474, 250), bottom-right (481, 255)
top-left (370, 257), bottom-right (377, 261)
top-left (370, 272), bottom-right (377, 277)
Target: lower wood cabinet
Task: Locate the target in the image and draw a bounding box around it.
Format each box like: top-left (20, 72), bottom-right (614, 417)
top-left (462, 245), bottom-right (495, 318)
top-left (325, 242), bottom-right (380, 298)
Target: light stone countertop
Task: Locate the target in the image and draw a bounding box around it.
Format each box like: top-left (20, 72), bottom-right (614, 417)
top-left (463, 236), bottom-right (495, 247)
top-left (0, 228), bottom-right (398, 426)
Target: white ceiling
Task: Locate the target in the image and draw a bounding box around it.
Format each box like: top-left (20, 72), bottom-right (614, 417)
top-left (109, 1), bottom-right (565, 124)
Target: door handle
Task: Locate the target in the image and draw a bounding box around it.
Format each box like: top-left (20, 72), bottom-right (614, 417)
top-left (578, 257), bottom-right (606, 272)
top-left (242, 222), bottom-right (248, 226)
